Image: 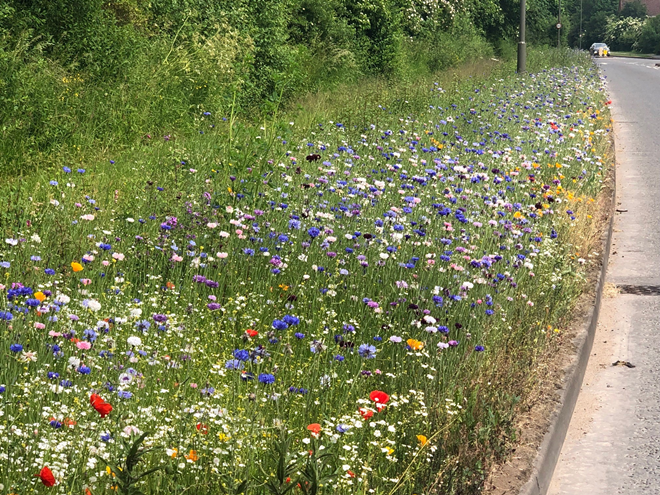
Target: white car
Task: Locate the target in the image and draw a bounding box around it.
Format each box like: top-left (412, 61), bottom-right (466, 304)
top-left (589, 43), bottom-right (610, 57)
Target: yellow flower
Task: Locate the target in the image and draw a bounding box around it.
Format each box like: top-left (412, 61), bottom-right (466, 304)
top-left (34, 291), bottom-right (46, 302)
top-left (166, 447), bottom-right (178, 458)
top-left (406, 339), bottom-right (424, 351)
top-left (71, 262), bottom-right (83, 272)
top-left (417, 435), bottom-right (428, 446)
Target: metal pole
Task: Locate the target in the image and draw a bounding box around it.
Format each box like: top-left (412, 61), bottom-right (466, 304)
top-left (518, 0), bottom-right (526, 73)
top-left (579, 0), bottom-right (583, 49)
top-left (557, 0), bottom-right (561, 48)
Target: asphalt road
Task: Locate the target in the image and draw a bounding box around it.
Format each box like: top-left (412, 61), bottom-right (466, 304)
top-left (548, 58), bottom-right (660, 494)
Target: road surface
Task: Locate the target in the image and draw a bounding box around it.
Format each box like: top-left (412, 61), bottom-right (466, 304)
top-left (548, 58), bottom-right (660, 494)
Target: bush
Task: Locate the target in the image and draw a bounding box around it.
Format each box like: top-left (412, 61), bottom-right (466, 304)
top-left (635, 15), bottom-right (660, 53)
top-left (605, 16), bottom-right (644, 51)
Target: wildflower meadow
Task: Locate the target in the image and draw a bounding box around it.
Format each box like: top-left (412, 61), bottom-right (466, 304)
top-left (0, 51), bottom-right (611, 494)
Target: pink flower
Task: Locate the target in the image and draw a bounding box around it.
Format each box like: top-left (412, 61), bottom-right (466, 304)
top-left (76, 341), bottom-right (92, 350)
top-left (48, 331), bottom-right (62, 337)
top-left (102, 260), bottom-right (110, 266)
top-left (207, 223), bottom-right (217, 229)
top-left (190, 383), bottom-right (198, 389)
top-left (34, 322), bottom-right (46, 329)
top-left (112, 252), bottom-right (125, 261)
top-left (216, 252), bottom-right (228, 259)
top-left (81, 279), bottom-right (92, 286)
top-left (171, 254), bottom-right (183, 262)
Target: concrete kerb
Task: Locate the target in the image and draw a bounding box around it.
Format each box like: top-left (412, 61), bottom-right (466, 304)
top-left (518, 131), bottom-right (617, 495)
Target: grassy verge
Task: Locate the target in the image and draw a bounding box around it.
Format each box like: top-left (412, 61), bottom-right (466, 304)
top-left (0, 48), bottom-right (612, 494)
top-left (610, 51), bottom-right (659, 58)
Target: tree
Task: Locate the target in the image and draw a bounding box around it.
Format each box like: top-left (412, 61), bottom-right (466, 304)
top-left (620, 0), bottom-right (647, 19)
top-left (635, 15), bottom-right (660, 53)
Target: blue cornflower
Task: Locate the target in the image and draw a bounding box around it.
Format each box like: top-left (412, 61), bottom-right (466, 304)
top-left (258, 373), bottom-right (275, 384)
top-left (117, 391), bottom-right (133, 399)
top-left (233, 349), bottom-right (250, 361)
top-left (334, 355), bottom-right (345, 362)
top-left (336, 424), bottom-right (350, 433)
top-left (272, 319), bottom-right (288, 330)
top-left (9, 344), bottom-right (22, 353)
top-left (0, 262), bottom-right (10, 269)
top-left (63, 166), bottom-right (72, 173)
top-left (358, 344), bottom-right (377, 359)
top-left (225, 359), bottom-right (244, 370)
top-left (0, 311), bottom-right (12, 321)
top-left (77, 366), bottom-right (91, 375)
top-left (50, 180), bottom-right (58, 186)
top-left (135, 320), bottom-right (151, 332)
top-left (282, 315), bottom-right (300, 326)
top-left (60, 380), bottom-right (73, 388)
top-left (243, 248), bottom-right (255, 256)
top-left (308, 227), bottom-right (321, 238)
top-left (294, 332), bottom-right (305, 339)
top-left (0, 385), bottom-right (5, 393)
top-left (50, 420), bottom-right (63, 429)
top-left (101, 432), bottom-right (112, 442)
top-left (475, 345), bottom-right (485, 352)
top-left (26, 298), bottom-right (40, 307)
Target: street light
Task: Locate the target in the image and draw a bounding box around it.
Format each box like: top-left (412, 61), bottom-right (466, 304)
top-left (557, 0), bottom-right (562, 48)
top-left (580, 0), bottom-right (583, 49)
top-left (518, 0), bottom-right (526, 72)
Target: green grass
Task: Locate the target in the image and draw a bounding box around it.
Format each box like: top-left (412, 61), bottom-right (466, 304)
top-left (610, 51), bottom-right (659, 58)
top-left (0, 48), bottom-right (612, 494)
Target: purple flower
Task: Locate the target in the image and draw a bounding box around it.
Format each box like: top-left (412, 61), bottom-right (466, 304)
top-left (207, 303), bottom-right (221, 310)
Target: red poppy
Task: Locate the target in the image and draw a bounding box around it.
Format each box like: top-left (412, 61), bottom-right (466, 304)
top-left (38, 466), bottom-right (56, 487)
top-left (196, 423), bottom-right (209, 434)
top-left (347, 470), bottom-right (356, 478)
top-left (369, 390), bottom-right (389, 404)
top-left (90, 393), bottom-right (113, 418)
top-left (358, 408), bottom-right (374, 420)
top-left (245, 329), bottom-right (258, 337)
top-left (306, 423), bottom-right (321, 436)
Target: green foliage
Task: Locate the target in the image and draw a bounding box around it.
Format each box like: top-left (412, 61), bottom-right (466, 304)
top-left (0, 0), bottom-right (587, 175)
top-left (605, 16), bottom-right (644, 50)
top-left (635, 15), bottom-right (660, 53)
top-left (110, 432), bottom-right (164, 495)
top-left (620, 0), bottom-right (647, 19)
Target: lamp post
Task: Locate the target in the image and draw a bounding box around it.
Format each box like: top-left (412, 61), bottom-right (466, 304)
top-left (518, 0), bottom-right (526, 73)
top-left (557, 0), bottom-right (562, 48)
top-left (579, 0), bottom-right (583, 49)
